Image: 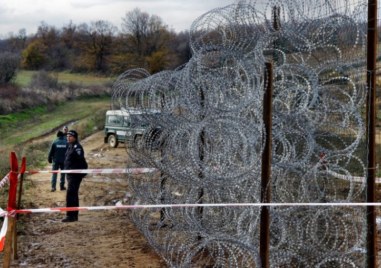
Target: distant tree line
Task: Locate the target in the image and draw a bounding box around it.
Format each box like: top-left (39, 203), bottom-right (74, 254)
top-left (1, 8), bottom-right (372, 88)
top-left (0, 8), bottom-right (192, 85)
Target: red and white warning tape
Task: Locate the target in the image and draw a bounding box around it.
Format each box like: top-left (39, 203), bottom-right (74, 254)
top-left (0, 208), bottom-right (15, 252)
top-left (27, 168), bottom-right (157, 175)
top-left (0, 173), bottom-right (10, 189)
top-left (0, 212), bottom-right (7, 251)
top-left (12, 202), bottom-right (381, 215)
top-left (0, 167), bottom-right (156, 251)
top-left (0, 166), bottom-right (379, 251)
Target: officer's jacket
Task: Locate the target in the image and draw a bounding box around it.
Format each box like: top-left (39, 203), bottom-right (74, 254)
top-left (48, 136), bottom-right (67, 163)
top-left (64, 141), bottom-right (87, 171)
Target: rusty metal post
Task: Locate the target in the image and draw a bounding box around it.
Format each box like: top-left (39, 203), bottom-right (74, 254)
top-left (366, 0), bottom-right (378, 267)
top-left (159, 94), bottom-right (166, 223)
top-left (272, 5), bottom-right (281, 30)
top-left (197, 89), bottom-right (205, 236)
top-left (260, 62), bottom-right (273, 268)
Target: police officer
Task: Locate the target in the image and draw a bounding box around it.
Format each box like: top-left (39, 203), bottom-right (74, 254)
top-left (62, 130), bottom-right (87, 222)
top-left (48, 130), bottom-right (68, 192)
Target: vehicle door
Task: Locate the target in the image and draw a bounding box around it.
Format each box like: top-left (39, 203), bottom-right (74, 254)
top-left (122, 116), bottom-right (134, 142)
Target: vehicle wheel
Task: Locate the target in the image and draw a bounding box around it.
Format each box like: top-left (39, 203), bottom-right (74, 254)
top-left (108, 134), bottom-right (118, 148)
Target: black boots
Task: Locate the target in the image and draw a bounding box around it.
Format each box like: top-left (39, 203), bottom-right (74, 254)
top-left (62, 217), bottom-right (77, 222)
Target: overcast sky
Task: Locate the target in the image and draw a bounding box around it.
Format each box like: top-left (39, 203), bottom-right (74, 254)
top-left (0, 0), bottom-right (237, 38)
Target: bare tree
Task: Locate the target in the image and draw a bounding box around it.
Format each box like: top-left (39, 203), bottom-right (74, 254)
top-left (122, 8), bottom-right (150, 56)
top-left (34, 22), bottom-right (66, 70)
top-left (7, 28), bottom-right (27, 53)
top-left (61, 21), bottom-right (77, 50)
top-left (121, 8), bottom-right (177, 73)
top-left (77, 20), bottom-right (118, 72)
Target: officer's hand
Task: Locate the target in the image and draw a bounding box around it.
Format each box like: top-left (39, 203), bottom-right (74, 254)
top-left (48, 158), bottom-right (52, 164)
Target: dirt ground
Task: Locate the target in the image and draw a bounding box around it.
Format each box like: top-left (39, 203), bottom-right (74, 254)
top-left (1, 131), bottom-right (167, 267)
top-left (1, 131), bottom-right (381, 267)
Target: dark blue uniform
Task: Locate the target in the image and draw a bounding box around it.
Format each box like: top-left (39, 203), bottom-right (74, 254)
top-left (48, 134), bottom-right (67, 191)
top-left (64, 141), bottom-right (87, 220)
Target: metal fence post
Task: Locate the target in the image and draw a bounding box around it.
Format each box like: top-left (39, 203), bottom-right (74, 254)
top-left (260, 62), bottom-right (273, 268)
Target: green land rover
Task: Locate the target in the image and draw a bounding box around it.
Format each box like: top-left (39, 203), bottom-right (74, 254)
top-left (104, 109), bottom-right (161, 148)
top-left (104, 109), bottom-right (147, 148)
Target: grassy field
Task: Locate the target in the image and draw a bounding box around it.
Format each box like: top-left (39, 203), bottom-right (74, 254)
top-left (15, 70), bottom-right (114, 87)
top-left (0, 97), bottom-right (111, 208)
top-left (0, 97), bottom-right (110, 147)
top-left (0, 69), bottom-right (115, 174)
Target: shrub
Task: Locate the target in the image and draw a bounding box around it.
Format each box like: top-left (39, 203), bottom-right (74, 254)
top-left (0, 52), bottom-right (20, 85)
top-left (0, 84), bottom-right (20, 100)
top-left (30, 70), bottom-right (60, 89)
top-left (21, 40), bottom-right (46, 70)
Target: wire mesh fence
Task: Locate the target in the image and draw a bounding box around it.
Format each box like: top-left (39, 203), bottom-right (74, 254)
top-left (111, 0), bottom-right (374, 266)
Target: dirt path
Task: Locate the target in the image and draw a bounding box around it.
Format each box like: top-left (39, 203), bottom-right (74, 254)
top-left (1, 131), bottom-right (166, 267)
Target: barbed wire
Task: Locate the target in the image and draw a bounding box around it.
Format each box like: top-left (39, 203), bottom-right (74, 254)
top-left (112, 0), bottom-right (368, 266)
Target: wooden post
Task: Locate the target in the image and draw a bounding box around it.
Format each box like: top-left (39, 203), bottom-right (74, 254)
top-left (366, 0), bottom-right (378, 267)
top-left (260, 62), bottom-right (273, 268)
top-left (13, 157), bottom-right (26, 260)
top-left (3, 152), bottom-right (19, 268)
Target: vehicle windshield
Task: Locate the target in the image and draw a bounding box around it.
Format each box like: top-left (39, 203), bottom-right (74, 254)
top-left (130, 113), bottom-right (159, 127)
top-left (130, 114), bottom-right (148, 127)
